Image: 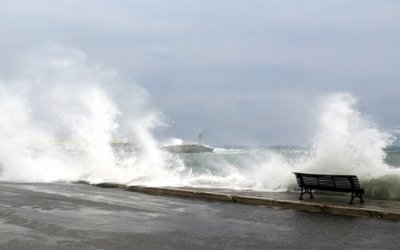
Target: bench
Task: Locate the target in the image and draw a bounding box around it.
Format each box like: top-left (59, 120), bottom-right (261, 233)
top-left (293, 172), bottom-right (364, 204)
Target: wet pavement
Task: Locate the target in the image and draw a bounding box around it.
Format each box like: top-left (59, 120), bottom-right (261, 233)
top-left (0, 182), bottom-right (399, 249)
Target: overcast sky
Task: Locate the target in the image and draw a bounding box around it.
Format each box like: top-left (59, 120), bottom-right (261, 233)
top-left (1, 0), bottom-right (400, 145)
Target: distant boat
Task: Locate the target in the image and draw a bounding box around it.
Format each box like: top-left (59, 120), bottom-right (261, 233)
top-left (163, 144), bottom-right (214, 153)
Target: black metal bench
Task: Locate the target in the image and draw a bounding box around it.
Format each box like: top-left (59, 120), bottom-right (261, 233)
top-left (293, 172), bottom-right (364, 204)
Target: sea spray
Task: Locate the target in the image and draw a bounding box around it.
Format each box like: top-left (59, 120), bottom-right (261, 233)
top-left (0, 46), bottom-right (186, 184)
top-left (0, 84), bottom-right (81, 182)
top-left (304, 93), bottom-right (394, 177)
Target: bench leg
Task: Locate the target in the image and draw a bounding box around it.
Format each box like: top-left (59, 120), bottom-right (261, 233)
top-left (299, 187), bottom-right (313, 200)
top-left (357, 193), bottom-right (364, 204)
top-left (299, 187), bottom-right (304, 200)
top-left (349, 192), bottom-right (364, 205)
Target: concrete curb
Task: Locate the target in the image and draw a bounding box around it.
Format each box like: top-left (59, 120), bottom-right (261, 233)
top-left (93, 183), bottom-right (400, 221)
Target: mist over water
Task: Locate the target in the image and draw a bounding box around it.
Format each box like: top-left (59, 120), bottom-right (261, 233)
top-left (1, 48), bottom-right (400, 199)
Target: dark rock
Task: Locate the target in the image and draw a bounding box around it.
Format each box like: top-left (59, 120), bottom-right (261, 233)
top-left (163, 144), bottom-right (214, 153)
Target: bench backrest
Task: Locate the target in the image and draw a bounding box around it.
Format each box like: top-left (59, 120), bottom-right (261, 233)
top-left (294, 172), bottom-right (361, 190)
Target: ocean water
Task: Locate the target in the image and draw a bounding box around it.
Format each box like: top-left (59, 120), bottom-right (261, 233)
top-left (1, 48), bottom-right (400, 200)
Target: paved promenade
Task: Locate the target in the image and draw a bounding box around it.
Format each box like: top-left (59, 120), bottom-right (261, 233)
top-left (0, 182), bottom-right (399, 249)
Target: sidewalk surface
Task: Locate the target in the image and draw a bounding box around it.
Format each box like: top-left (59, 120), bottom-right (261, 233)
top-left (1, 182), bottom-right (399, 249)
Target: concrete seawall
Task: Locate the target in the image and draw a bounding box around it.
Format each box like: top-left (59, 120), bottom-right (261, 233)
top-left (93, 183), bottom-right (400, 221)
